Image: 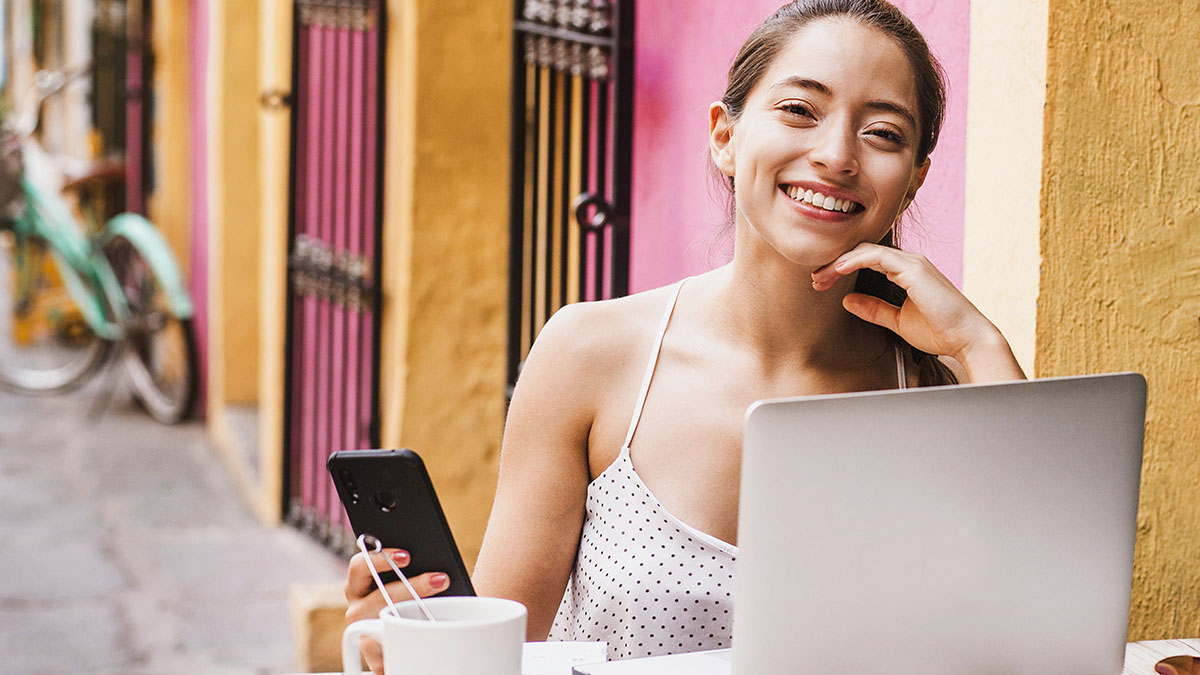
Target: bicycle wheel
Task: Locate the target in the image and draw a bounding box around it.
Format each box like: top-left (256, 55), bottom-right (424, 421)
top-left (0, 225), bottom-right (112, 393)
top-left (106, 234), bottom-right (198, 424)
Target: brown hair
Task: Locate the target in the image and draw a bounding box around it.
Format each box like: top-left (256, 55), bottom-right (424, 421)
top-left (720, 0), bottom-right (956, 386)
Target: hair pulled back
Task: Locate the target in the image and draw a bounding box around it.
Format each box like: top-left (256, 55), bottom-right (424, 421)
top-left (720, 0), bottom-right (956, 386)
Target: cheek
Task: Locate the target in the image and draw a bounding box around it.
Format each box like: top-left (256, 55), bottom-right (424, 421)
top-left (869, 162), bottom-right (919, 212)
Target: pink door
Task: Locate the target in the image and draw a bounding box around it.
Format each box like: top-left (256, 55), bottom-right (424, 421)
top-left (283, 0), bottom-right (385, 555)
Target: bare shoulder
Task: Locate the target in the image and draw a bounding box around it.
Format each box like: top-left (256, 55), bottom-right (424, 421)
top-left (479, 283), bottom-right (686, 634)
top-left (518, 285), bottom-right (679, 397)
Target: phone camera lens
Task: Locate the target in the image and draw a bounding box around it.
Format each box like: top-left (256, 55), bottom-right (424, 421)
top-left (373, 490), bottom-right (398, 513)
top-left (339, 469), bottom-right (357, 490)
top-left (350, 492), bottom-right (360, 505)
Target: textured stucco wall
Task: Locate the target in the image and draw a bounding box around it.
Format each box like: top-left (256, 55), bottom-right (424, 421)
top-left (379, 0), bottom-right (511, 567)
top-left (1039, 0), bottom-right (1200, 639)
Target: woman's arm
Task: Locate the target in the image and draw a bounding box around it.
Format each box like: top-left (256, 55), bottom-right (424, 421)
top-left (344, 304), bottom-right (607, 674)
top-left (472, 302), bottom-right (601, 639)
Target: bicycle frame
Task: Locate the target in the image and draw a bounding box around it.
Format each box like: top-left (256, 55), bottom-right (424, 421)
top-left (11, 172), bottom-right (193, 343)
top-left (102, 213), bottom-right (194, 319)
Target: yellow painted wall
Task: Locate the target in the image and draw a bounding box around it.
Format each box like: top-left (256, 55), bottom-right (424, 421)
top-left (148, 1), bottom-right (191, 280)
top-left (1038, 0), bottom-right (1200, 639)
top-left (207, 0), bottom-right (262, 412)
top-left (379, 0), bottom-right (512, 568)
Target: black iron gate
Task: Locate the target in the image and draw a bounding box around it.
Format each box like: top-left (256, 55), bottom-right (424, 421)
top-left (282, 0), bottom-right (386, 555)
top-left (507, 0), bottom-right (635, 394)
top-left (90, 0), bottom-right (152, 214)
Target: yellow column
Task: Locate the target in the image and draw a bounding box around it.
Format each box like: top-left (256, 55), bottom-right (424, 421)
top-left (207, 0), bottom-right (262, 412)
top-left (1038, 0), bottom-right (1200, 640)
top-left (256, 0), bottom-right (293, 524)
top-left (148, 0), bottom-right (191, 280)
top-left (379, 0), bottom-right (512, 567)
top-left (967, 0), bottom-right (1200, 640)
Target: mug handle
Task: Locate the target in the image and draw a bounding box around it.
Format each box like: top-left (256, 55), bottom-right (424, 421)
top-left (342, 619), bottom-right (383, 675)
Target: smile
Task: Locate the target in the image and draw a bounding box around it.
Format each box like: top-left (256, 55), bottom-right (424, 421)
top-left (780, 185), bottom-right (863, 214)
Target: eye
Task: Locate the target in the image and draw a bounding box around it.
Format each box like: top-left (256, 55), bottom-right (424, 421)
top-left (866, 127), bottom-right (906, 145)
top-left (779, 102), bottom-right (815, 119)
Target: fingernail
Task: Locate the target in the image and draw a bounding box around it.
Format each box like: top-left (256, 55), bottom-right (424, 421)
top-left (430, 573), bottom-right (449, 589)
top-left (391, 550), bottom-right (410, 563)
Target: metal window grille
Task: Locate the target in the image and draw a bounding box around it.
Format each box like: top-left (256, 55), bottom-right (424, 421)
top-left (282, 0), bottom-right (385, 556)
top-left (507, 0), bottom-right (635, 395)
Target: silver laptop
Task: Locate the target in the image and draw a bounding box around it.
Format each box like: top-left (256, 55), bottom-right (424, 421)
top-left (574, 373), bottom-right (1146, 675)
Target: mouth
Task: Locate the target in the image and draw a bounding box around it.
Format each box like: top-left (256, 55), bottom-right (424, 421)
top-left (779, 184), bottom-right (864, 214)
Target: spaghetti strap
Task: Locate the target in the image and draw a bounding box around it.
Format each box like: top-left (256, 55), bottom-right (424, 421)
top-left (622, 280), bottom-right (687, 449)
top-left (894, 345), bottom-right (908, 389)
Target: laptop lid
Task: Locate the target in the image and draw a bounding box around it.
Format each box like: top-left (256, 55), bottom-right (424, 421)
top-left (735, 373), bottom-right (1146, 675)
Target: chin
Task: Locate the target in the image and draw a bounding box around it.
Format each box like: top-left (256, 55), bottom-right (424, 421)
top-left (767, 232), bottom-right (859, 270)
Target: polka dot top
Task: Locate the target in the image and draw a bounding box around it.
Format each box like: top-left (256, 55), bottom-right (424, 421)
top-left (546, 280), bottom-right (908, 660)
top-left (548, 280), bottom-right (739, 660)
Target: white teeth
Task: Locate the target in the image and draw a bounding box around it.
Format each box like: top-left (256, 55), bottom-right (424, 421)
top-left (784, 186), bottom-right (857, 213)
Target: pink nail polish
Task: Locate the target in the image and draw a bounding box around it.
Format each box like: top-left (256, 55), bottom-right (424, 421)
top-left (430, 573), bottom-right (449, 588)
top-left (391, 550), bottom-right (410, 563)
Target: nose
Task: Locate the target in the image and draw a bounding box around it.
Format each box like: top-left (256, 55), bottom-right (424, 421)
top-left (807, 119), bottom-right (858, 177)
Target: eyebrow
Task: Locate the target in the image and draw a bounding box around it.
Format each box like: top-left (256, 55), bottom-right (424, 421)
top-left (768, 75), bottom-right (918, 131)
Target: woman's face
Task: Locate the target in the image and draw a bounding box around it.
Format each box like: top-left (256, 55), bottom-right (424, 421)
top-left (711, 18), bottom-right (929, 269)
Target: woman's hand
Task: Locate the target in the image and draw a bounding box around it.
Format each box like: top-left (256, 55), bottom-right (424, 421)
top-left (811, 242), bottom-right (1025, 382)
top-left (344, 548), bottom-right (451, 674)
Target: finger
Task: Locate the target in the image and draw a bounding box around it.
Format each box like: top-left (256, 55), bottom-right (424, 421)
top-left (346, 548), bottom-right (412, 600)
top-left (345, 571), bottom-right (451, 628)
top-left (359, 635), bottom-right (383, 674)
top-left (842, 292), bottom-right (901, 333)
top-left (389, 571), bottom-right (452, 599)
top-left (812, 244), bottom-right (920, 289)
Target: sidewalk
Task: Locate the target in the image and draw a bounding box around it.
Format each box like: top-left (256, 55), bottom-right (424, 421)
top-left (0, 369), bottom-right (347, 674)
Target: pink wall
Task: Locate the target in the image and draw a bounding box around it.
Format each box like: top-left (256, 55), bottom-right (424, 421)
top-left (629, 0), bottom-right (970, 292)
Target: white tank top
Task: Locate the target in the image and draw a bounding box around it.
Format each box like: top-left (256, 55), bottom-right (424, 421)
top-left (547, 279), bottom-right (908, 660)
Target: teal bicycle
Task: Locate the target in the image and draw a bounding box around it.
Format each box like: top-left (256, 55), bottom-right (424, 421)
top-left (0, 67), bottom-right (197, 423)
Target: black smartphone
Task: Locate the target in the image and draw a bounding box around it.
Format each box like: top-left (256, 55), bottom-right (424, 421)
top-left (327, 448), bottom-right (475, 597)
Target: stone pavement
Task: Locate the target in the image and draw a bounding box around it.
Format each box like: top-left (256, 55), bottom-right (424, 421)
top-left (0, 369), bottom-right (347, 674)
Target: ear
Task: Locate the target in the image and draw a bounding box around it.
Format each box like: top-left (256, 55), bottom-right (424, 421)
top-left (902, 158), bottom-right (930, 210)
top-left (709, 102), bottom-right (736, 177)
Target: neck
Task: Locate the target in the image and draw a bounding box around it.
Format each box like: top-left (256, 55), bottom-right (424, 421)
top-left (707, 243), bottom-right (886, 371)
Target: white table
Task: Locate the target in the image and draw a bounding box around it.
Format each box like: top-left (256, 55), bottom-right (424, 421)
top-left (302, 638), bottom-right (1200, 674)
top-left (1123, 639), bottom-right (1200, 674)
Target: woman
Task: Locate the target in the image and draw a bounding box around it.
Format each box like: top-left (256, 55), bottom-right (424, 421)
top-left (345, 0), bottom-right (1026, 669)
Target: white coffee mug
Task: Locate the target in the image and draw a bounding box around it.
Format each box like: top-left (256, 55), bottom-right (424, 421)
top-left (342, 596), bottom-right (527, 675)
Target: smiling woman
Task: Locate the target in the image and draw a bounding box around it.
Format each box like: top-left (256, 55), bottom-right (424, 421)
top-left (709, 1), bottom-right (960, 385)
top-left (343, 1), bottom-right (1025, 671)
